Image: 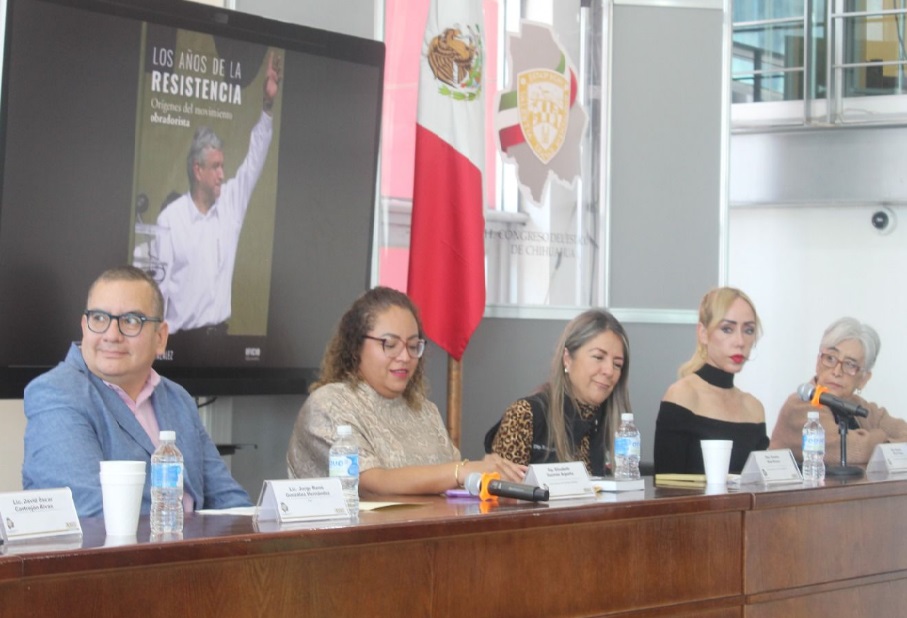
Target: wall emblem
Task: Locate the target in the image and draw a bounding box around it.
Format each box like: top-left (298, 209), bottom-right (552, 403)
top-left (496, 22), bottom-right (587, 204)
top-left (517, 69), bottom-right (570, 164)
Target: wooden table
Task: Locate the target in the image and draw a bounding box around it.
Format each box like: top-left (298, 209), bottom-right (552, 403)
top-left (743, 474), bottom-right (907, 616)
top-left (1, 475), bottom-right (906, 617)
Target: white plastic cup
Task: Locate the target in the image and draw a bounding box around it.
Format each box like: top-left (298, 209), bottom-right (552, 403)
top-left (700, 440), bottom-right (733, 486)
top-left (99, 460), bottom-right (146, 536)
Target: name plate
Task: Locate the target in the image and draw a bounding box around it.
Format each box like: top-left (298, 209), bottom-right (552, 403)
top-left (867, 443), bottom-right (907, 474)
top-left (0, 488), bottom-right (82, 544)
top-left (739, 449), bottom-right (803, 485)
top-left (254, 478), bottom-right (350, 524)
top-left (523, 462), bottom-right (595, 499)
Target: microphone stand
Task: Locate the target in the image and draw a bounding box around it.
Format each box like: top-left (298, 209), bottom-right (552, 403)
top-left (825, 409), bottom-right (864, 478)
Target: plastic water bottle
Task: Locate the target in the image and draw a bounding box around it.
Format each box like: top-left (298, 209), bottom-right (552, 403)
top-left (151, 430), bottom-right (184, 534)
top-left (802, 411), bottom-right (826, 483)
top-left (614, 413), bottom-right (641, 480)
top-left (329, 425), bottom-right (359, 519)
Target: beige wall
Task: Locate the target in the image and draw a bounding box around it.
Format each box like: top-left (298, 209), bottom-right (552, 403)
top-left (0, 400), bottom-right (25, 492)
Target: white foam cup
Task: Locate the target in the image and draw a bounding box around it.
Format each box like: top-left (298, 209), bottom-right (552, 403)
top-left (99, 460), bottom-right (146, 536)
top-left (700, 440), bottom-right (733, 486)
top-left (100, 460), bottom-right (146, 474)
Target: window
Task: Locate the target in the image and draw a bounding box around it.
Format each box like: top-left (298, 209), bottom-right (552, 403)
top-left (732, 0), bottom-right (907, 127)
top-left (830, 0), bottom-right (907, 127)
top-left (732, 1), bottom-right (820, 103)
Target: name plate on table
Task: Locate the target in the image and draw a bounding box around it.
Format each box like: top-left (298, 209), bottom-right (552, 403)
top-left (739, 449), bottom-right (803, 485)
top-left (524, 462), bottom-right (595, 499)
top-left (0, 488), bottom-right (82, 544)
top-left (867, 443), bottom-right (907, 474)
top-left (255, 478), bottom-right (349, 524)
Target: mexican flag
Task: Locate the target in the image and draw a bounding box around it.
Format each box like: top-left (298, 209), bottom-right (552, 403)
top-left (407, 0), bottom-right (486, 361)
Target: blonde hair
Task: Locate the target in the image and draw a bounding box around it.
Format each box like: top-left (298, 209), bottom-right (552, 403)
top-left (678, 287), bottom-right (762, 378)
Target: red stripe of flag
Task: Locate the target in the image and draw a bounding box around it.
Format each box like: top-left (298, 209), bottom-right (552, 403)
top-left (408, 126), bottom-right (485, 361)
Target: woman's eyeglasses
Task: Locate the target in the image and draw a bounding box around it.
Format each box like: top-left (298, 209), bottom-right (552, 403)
top-left (363, 335), bottom-right (426, 358)
top-left (818, 352), bottom-right (861, 376)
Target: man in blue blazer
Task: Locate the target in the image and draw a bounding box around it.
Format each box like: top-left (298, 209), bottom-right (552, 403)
top-left (22, 266), bottom-right (251, 517)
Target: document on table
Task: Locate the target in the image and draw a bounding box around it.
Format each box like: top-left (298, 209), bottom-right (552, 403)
top-left (655, 474), bottom-right (741, 488)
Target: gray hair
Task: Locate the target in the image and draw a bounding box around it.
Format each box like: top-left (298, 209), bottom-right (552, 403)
top-left (820, 317), bottom-right (881, 372)
top-left (186, 126), bottom-right (223, 191)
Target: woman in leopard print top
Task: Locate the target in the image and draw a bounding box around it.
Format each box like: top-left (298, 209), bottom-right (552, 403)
top-left (484, 309), bottom-right (632, 476)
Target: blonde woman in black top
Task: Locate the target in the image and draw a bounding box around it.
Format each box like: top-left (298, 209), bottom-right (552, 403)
top-left (654, 287), bottom-right (769, 475)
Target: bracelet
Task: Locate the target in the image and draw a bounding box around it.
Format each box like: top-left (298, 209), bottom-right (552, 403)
top-left (454, 458), bottom-right (469, 488)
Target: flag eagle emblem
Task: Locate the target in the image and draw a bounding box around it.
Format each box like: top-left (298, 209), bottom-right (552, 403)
top-left (427, 27), bottom-right (483, 100)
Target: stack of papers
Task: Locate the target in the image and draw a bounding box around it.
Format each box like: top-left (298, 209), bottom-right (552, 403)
top-left (654, 474), bottom-right (741, 488)
top-left (655, 474), bottom-right (706, 488)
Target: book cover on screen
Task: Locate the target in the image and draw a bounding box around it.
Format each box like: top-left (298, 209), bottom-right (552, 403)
top-left (129, 23), bottom-right (283, 354)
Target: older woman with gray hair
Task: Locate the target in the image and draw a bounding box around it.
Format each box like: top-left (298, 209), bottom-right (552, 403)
top-left (770, 317), bottom-right (907, 465)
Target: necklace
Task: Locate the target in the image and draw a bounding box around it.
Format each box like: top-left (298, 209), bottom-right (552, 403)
top-left (695, 363), bottom-right (734, 389)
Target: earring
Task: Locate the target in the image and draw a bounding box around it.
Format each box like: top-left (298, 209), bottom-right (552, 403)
top-left (564, 365), bottom-right (569, 374)
top-left (855, 388), bottom-right (862, 396)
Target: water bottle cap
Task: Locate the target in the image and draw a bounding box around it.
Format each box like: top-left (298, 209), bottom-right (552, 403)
top-left (807, 411), bottom-right (819, 420)
top-left (336, 425), bottom-right (353, 436)
top-left (159, 430), bottom-right (176, 441)
top-left (620, 413), bottom-right (633, 421)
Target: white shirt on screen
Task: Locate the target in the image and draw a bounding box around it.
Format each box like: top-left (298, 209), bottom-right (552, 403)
top-left (156, 111), bottom-right (273, 333)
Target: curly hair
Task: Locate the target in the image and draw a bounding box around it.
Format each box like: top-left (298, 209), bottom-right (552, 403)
top-left (312, 286), bottom-right (427, 407)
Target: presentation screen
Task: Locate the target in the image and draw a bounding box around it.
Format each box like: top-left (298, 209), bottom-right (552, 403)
top-left (0, 0), bottom-right (384, 396)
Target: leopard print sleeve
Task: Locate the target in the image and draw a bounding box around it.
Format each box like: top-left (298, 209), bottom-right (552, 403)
top-left (490, 399), bottom-right (534, 465)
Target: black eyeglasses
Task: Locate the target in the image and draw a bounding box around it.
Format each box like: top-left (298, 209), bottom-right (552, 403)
top-left (818, 352), bottom-right (862, 377)
top-left (363, 335), bottom-right (426, 359)
top-left (84, 310), bottom-right (162, 337)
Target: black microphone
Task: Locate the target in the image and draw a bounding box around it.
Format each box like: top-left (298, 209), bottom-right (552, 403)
top-left (797, 383), bottom-right (869, 418)
top-left (464, 472), bottom-right (549, 502)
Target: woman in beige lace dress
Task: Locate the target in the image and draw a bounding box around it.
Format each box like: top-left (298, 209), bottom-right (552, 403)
top-left (286, 286), bottom-right (525, 496)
